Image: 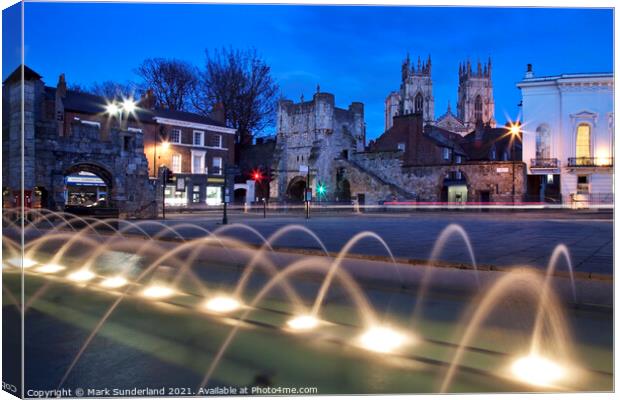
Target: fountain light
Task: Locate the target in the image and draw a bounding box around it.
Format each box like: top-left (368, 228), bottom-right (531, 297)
top-left (511, 354), bottom-right (566, 387)
top-left (6, 257), bottom-right (37, 269)
top-left (67, 269), bottom-right (96, 282)
top-left (357, 326), bottom-right (408, 353)
top-left (100, 276), bottom-right (128, 289)
top-left (36, 263), bottom-right (66, 274)
top-left (286, 315), bottom-right (320, 331)
top-left (141, 284), bottom-right (174, 299)
top-left (203, 296), bottom-right (242, 314)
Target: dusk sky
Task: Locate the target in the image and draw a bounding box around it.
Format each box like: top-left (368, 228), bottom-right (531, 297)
top-left (3, 3), bottom-right (614, 139)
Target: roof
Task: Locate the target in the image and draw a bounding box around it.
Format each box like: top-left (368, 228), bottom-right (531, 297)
top-left (152, 108), bottom-right (226, 128)
top-left (460, 126), bottom-right (520, 161)
top-left (424, 125), bottom-right (467, 155)
top-left (517, 72), bottom-right (613, 87)
top-left (3, 65), bottom-right (43, 84)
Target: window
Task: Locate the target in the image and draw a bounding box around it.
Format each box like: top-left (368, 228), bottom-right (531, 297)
top-left (576, 124), bottom-right (591, 160)
top-left (170, 129), bottom-right (181, 144)
top-left (212, 157), bottom-right (223, 175)
top-left (206, 186), bottom-right (222, 206)
top-left (474, 95), bottom-right (483, 122)
top-left (442, 147), bottom-right (451, 160)
top-left (123, 136), bottom-right (131, 151)
top-left (535, 125), bottom-right (551, 159)
top-left (207, 134), bottom-right (223, 148)
top-left (547, 174), bottom-right (554, 184)
top-left (193, 130), bottom-right (204, 146)
top-left (502, 151), bottom-right (509, 161)
top-left (490, 147), bottom-right (496, 160)
top-left (191, 151), bottom-right (205, 174)
top-left (164, 185), bottom-right (187, 206)
top-left (455, 155), bottom-right (462, 164)
top-left (577, 175), bottom-right (589, 194)
top-left (171, 154), bottom-right (182, 173)
top-left (397, 143), bottom-right (406, 151)
top-left (414, 93), bottom-right (424, 114)
top-left (192, 185), bottom-right (201, 203)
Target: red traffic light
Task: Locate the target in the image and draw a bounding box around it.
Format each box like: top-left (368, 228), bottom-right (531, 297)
top-left (252, 169), bottom-right (263, 182)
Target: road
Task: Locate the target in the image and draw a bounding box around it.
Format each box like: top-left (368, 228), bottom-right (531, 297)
top-left (138, 210), bottom-right (613, 276)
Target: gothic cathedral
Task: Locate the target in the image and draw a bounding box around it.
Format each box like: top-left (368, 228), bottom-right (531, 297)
top-left (385, 54), bottom-right (495, 136)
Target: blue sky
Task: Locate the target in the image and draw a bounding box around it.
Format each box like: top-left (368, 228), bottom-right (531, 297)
top-left (3, 3), bottom-right (614, 139)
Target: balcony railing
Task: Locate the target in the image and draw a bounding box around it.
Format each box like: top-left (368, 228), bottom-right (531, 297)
top-left (567, 157), bottom-right (613, 167)
top-left (530, 158), bottom-right (560, 169)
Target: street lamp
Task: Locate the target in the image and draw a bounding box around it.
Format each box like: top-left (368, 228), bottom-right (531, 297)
top-left (508, 121), bottom-right (521, 204)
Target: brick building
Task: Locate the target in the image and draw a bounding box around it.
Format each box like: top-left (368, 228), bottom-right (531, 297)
top-left (142, 106), bottom-right (236, 207)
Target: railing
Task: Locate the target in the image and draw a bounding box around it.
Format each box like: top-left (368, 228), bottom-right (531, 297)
top-left (568, 157), bottom-right (613, 167)
top-left (530, 158), bottom-right (560, 168)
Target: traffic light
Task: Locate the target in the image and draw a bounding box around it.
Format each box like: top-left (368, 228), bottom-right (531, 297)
top-left (317, 182), bottom-right (327, 197)
top-left (161, 166), bottom-right (174, 184)
top-left (251, 168), bottom-right (263, 182)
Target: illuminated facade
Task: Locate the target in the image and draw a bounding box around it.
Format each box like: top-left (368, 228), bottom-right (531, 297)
top-left (517, 65), bottom-right (614, 206)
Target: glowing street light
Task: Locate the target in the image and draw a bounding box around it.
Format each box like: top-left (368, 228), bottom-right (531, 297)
top-left (507, 121), bottom-right (522, 204)
top-left (105, 102), bottom-right (120, 115)
top-left (122, 98), bottom-right (137, 114)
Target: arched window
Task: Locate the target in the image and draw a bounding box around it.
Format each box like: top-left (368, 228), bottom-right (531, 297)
top-left (535, 125), bottom-right (551, 159)
top-left (415, 93), bottom-right (424, 114)
top-left (474, 95), bottom-right (483, 122)
top-left (576, 124), bottom-right (591, 160)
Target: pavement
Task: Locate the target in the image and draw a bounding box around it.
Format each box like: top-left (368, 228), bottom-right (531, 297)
top-left (132, 210), bottom-right (613, 277)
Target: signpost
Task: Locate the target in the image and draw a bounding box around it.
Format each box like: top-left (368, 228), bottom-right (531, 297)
top-left (300, 165), bottom-right (311, 219)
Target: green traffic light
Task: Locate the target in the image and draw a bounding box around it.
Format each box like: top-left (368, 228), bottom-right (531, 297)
top-left (317, 184), bottom-right (326, 195)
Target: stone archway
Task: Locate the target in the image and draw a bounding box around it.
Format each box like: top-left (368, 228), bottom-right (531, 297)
top-left (63, 162), bottom-right (114, 208)
top-left (286, 176), bottom-right (306, 201)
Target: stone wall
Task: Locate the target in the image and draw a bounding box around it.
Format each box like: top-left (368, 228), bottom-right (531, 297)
top-left (347, 149), bottom-right (526, 203)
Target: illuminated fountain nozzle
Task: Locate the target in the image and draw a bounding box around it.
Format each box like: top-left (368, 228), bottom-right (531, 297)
top-left (358, 326), bottom-right (408, 354)
top-left (141, 284), bottom-right (174, 299)
top-left (6, 257), bottom-right (37, 269)
top-left (36, 263), bottom-right (66, 274)
top-left (286, 315), bottom-right (320, 331)
top-left (204, 296), bottom-right (241, 313)
top-left (511, 354), bottom-right (566, 387)
top-left (100, 276), bottom-right (128, 289)
top-left (67, 269), bottom-right (96, 282)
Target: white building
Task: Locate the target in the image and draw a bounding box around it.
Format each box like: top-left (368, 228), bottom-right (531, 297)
top-left (517, 65), bottom-right (613, 206)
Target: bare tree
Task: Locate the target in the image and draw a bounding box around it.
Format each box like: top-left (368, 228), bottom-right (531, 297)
top-left (193, 47), bottom-right (279, 144)
top-left (89, 81), bottom-right (139, 99)
top-left (135, 58), bottom-right (197, 111)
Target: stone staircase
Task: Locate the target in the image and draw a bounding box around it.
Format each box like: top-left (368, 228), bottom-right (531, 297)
top-left (337, 157), bottom-right (417, 201)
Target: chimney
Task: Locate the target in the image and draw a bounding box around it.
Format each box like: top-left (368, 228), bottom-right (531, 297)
top-left (525, 64), bottom-right (534, 79)
top-left (57, 73), bottom-right (67, 98)
top-left (210, 102), bottom-right (226, 124)
top-left (140, 88), bottom-right (155, 109)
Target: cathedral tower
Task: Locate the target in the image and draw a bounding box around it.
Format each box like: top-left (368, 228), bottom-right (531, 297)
top-left (456, 58), bottom-right (496, 130)
top-left (385, 54), bottom-right (434, 130)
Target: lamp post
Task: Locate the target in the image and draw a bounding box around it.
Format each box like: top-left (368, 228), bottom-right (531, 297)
top-left (508, 122), bottom-right (521, 204)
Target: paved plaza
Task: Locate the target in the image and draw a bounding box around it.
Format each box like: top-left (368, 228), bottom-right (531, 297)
top-left (139, 210), bottom-right (613, 277)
